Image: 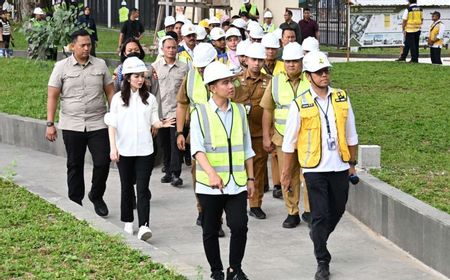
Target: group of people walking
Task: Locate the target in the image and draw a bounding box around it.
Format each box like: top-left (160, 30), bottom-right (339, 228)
top-left (45, 5), bottom-right (362, 280)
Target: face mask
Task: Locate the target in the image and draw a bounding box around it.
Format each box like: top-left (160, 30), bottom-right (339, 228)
top-left (126, 51), bottom-right (141, 58)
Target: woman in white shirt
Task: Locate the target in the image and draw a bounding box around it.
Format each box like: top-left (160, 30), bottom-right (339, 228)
top-left (105, 57), bottom-right (174, 241)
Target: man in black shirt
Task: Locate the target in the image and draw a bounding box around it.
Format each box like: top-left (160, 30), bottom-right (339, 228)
top-left (117, 8), bottom-right (144, 53)
top-left (279, 9), bottom-right (301, 44)
top-left (78, 7), bottom-right (98, 56)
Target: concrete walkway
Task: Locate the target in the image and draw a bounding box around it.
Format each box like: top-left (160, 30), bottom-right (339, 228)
top-left (0, 143), bottom-right (446, 280)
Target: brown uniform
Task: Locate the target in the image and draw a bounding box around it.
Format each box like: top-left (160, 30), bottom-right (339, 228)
top-left (260, 75), bottom-right (310, 216)
top-left (233, 70), bottom-right (270, 208)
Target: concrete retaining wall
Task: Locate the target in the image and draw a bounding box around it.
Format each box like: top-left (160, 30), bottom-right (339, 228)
top-left (347, 172), bottom-right (450, 278)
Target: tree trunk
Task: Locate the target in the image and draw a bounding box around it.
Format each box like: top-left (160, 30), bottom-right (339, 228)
top-left (17, 0), bottom-right (34, 21)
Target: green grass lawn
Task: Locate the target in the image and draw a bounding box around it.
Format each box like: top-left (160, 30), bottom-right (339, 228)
top-left (0, 58), bottom-right (449, 214)
top-left (0, 178), bottom-right (186, 279)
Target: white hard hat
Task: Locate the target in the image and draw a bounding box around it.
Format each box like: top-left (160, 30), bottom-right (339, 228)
top-left (246, 20), bottom-right (259, 31)
top-left (175, 14), bottom-right (186, 24)
top-left (249, 25), bottom-right (264, 39)
top-left (195, 25), bottom-right (207, 40)
top-left (164, 16), bottom-right (175, 27)
top-left (263, 11), bottom-right (273, 18)
top-left (203, 61), bottom-right (235, 85)
top-left (33, 7), bottom-right (45, 15)
top-left (273, 28), bottom-right (283, 40)
top-left (236, 39), bottom-right (251, 56)
top-left (121, 0), bottom-right (126, 5)
top-left (261, 33), bottom-right (280, 49)
top-left (282, 42), bottom-right (304, 60)
top-left (210, 27), bottom-right (226, 41)
top-left (193, 43), bottom-right (218, 68)
top-left (122, 57), bottom-right (148, 74)
top-left (303, 51), bottom-right (332, 73)
top-left (225, 27), bottom-right (241, 39)
top-left (302, 37), bottom-right (320, 52)
top-left (231, 18), bottom-right (247, 29)
top-left (209, 16), bottom-right (220, 25)
top-left (181, 24), bottom-right (196, 37)
top-left (245, 43), bottom-right (266, 59)
top-left (242, 0), bottom-right (250, 4)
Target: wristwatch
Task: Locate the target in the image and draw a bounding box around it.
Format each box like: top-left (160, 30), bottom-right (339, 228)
top-left (46, 121), bottom-right (54, 127)
top-left (348, 160), bottom-right (357, 166)
top-left (247, 177), bottom-right (255, 182)
top-left (175, 131), bottom-right (184, 137)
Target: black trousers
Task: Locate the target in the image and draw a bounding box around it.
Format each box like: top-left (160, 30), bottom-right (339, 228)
top-left (62, 129), bottom-right (110, 205)
top-left (400, 31), bottom-right (421, 62)
top-left (158, 126), bottom-right (182, 177)
top-left (304, 171), bottom-right (349, 264)
top-left (430, 47), bottom-right (442, 64)
top-left (198, 192), bottom-right (248, 273)
top-left (117, 154), bottom-right (155, 227)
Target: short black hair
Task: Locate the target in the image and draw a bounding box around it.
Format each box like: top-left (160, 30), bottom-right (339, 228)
top-left (231, 15), bottom-right (240, 20)
top-left (285, 9), bottom-right (293, 16)
top-left (240, 11), bottom-right (249, 18)
top-left (71, 29), bottom-right (90, 43)
top-left (409, 0), bottom-right (417, 3)
top-left (130, 8), bottom-right (138, 13)
top-left (166, 31), bottom-right (178, 42)
top-left (222, 21), bottom-right (230, 28)
top-left (120, 37), bottom-right (145, 63)
top-left (282, 27), bottom-right (296, 38)
top-left (304, 8), bottom-right (310, 12)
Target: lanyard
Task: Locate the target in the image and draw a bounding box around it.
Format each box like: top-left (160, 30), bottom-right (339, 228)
top-left (314, 95), bottom-right (332, 138)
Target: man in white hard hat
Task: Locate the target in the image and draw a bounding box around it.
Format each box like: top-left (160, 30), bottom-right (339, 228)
top-left (27, 7), bottom-right (46, 58)
top-left (119, 1), bottom-right (128, 23)
top-left (302, 36), bottom-right (320, 54)
top-left (157, 16), bottom-right (176, 39)
top-left (225, 27), bottom-right (242, 74)
top-left (260, 42), bottom-right (311, 229)
top-left (262, 10), bottom-right (276, 33)
top-left (195, 25), bottom-right (208, 43)
top-left (210, 27), bottom-right (228, 63)
top-left (230, 18), bottom-right (247, 40)
top-left (190, 60), bottom-right (255, 280)
top-left (33, 7), bottom-right (45, 20)
top-left (261, 33), bottom-right (284, 76)
top-left (281, 51), bottom-right (358, 280)
top-left (236, 39), bottom-right (250, 73)
top-left (248, 24), bottom-right (264, 43)
top-left (178, 24), bottom-right (197, 67)
top-left (232, 43), bottom-right (270, 220)
top-left (239, 0), bottom-right (259, 21)
top-left (208, 16), bottom-right (221, 29)
top-left (175, 43), bottom-right (226, 238)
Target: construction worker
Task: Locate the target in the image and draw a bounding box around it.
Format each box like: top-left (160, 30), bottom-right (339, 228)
top-left (233, 43), bottom-right (270, 219)
top-left (225, 27), bottom-right (242, 74)
top-left (119, 1), bottom-right (128, 23)
top-left (260, 42), bottom-right (311, 228)
top-left (397, 0), bottom-right (423, 63)
top-left (236, 40), bottom-right (250, 73)
top-left (210, 27), bottom-right (228, 64)
top-left (190, 61), bottom-right (255, 280)
top-left (157, 16), bottom-right (175, 39)
top-left (196, 25), bottom-right (208, 43)
top-left (261, 33), bottom-right (284, 76)
top-left (262, 11), bottom-right (276, 34)
top-left (428, 11), bottom-right (445, 64)
top-left (281, 51), bottom-right (359, 280)
top-left (302, 36), bottom-right (320, 55)
top-left (230, 18), bottom-right (247, 40)
top-left (175, 43), bottom-right (225, 237)
top-left (178, 23), bottom-right (197, 67)
top-left (248, 24), bottom-right (264, 43)
top-left (239, 0), bottom-right (259, 21)
top-left (208, 16), bottom-right (221, 29)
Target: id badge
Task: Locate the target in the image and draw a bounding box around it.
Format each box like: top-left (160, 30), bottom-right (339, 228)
top-left (327, 137), bottom-right (337, 151)
top-left (244, 104), bottom-right (252, 115)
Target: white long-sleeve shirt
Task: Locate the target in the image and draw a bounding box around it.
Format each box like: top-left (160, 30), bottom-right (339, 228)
top-left (104, 90), bottom-right (160, 157)
top-left (282, 86), bottom-right (358, 173)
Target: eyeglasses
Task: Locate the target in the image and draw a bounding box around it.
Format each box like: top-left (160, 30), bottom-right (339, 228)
top-left (314, 68), bottom-right (331, 75)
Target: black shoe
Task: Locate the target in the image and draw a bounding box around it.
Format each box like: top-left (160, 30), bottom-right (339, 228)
top-left (301, 211), bottom-right (311, 227)
top-left (161, 173), bottom-right (172, 183)
top-left (171, 176), bottom-right (183, 187)
top-left (315, 263), bottom-right (330, 280)
top-left (184, 156), bottom-right (192, 166)
top-left (211, 271), bottom-right (225, 280)
top-left (264, 184), bottom-right (269, 193)
top-left (88, 191), bottom-right (109, 217)
top-left (395, 58), bottom-right (406, 61)
top-left (161, 166), bottom-right (166, 173)
top-left (408, 60), bottom-right (419, 63)
top-left (249, 207), bottom-right (266, 219)
top-left (196, 213), bottom-right (203, 226)
top-left (218, 225), bottom-right (225, 238)
top-left (272, 185), bottom-right (282, 199)
top-left (282, 214), bottom-right (300, 228)
top-left (226, 268), bottom-right (249, 280)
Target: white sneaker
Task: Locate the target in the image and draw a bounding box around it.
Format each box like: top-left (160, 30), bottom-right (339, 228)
top-left (124, 222), bottom-right (133, 235)
top-left (137, 225), bottom-right (152, 241)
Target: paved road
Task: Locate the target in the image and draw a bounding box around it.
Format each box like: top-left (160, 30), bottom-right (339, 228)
top-left (0, 143), bottom-right (446, 280)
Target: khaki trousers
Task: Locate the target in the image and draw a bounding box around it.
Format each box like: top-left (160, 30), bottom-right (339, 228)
top-left (270, 150), bottom-right (281, 185)
top-left (249, 137), bottom-right (268, 208)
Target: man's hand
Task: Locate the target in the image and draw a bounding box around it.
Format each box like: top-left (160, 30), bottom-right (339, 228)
top-left (263, 136), bottom-right (275, 153)
top-left (247, 180), bottom-right (255, 198)
top-left (151, 126), bottom-right (158, 138)
top-left (280, 170), bottom-right (292, 193)
top-left (208, 171), bottom-right (224, 193)
top-left (349, 165), bottom-right (357, 177)
top-left (45, 126), bottom-right (57, 142)
top-left (177, 134), bottom-right (186, 151)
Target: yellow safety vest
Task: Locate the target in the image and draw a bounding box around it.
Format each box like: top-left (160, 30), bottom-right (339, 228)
top-left (263, 23), bottom-right (276, 33)
top-left (271, 72), bottom-right (310, 136)
top-left (119, 7), bottom-right (129, 23)
top-left (157, 30), bottom-right (166, 39)
top-left (405, 5), bottom-right (423, 33)
top-left (178, 50), bottom-right (193, 69)
top-left (261, 60), bottom-right (285, 76)
top-left (294, 89), bottom-right (351, 168)
top-left (194, 102), bottom-right (248, 187)
top-left (186, 68), bottom-right (209, 111)
top-left (429, 21), bottom-right (443, 47)
top-left (240, 4), bottom-right (257, 17)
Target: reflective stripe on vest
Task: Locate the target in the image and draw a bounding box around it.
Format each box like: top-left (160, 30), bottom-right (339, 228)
top-left (294, 89), bottom-right (350, 168)
top-left (186, 69), bottom-right (209, 112)
top-left (429, 21), bottom-right (443, 47)
top-left (119, 7), bottom-right (129, 23)
top-left (195, 102), bottom-right (248, 187)
top-left (271, 72), bottom-right (310, 136)
top-left (405, 6), bottom-right (422, 33)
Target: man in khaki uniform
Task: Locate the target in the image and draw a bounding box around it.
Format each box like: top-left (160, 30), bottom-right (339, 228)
top-left (233, 43), bottom-right (270, 219)
top-left (260, 42), bottom-right (311, 228)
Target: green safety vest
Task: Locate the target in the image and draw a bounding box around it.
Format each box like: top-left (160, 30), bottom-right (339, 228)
top-left (186, 68), bottom-right (209, 111)
top-left (271, 72), bottom-right (310, 136)
top-left (263, 23), bottom-right (276, 33)
top-left (194, 102), bottom-right (248, 188)
top-left (157, 30), bottom-right (166, 38)
top-left (119, 7), bottom-right (129, 23)
top-left (178, 50), bottom-right (193, 69)
top-left (240, 4), bottom-right (257, 17)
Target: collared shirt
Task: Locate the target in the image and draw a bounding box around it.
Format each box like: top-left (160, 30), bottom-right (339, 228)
top-left (279, 20), bottom-right (302, 44)
top-left (152, 58), bottom-right (188, 119)
top-left (233, 70), bottom-right (270, 138)
top-left (48, 55), bottom-right (113, 132)
top-left (180, 41), bottom-right (194, 59)
top-left (259, 73), bottom-right (303, 146)
top-left (191, 98), bottom-right (255, 195)
top-left (104, 90), bottom-right (159, 157)
top-left (299, 19), bottom-right (318, 43)
top-left (282, 86), bottom-right (358, 173)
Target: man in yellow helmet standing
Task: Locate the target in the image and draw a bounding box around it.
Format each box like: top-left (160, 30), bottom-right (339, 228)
top-left (281, 51), bottom-right (359, 280)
